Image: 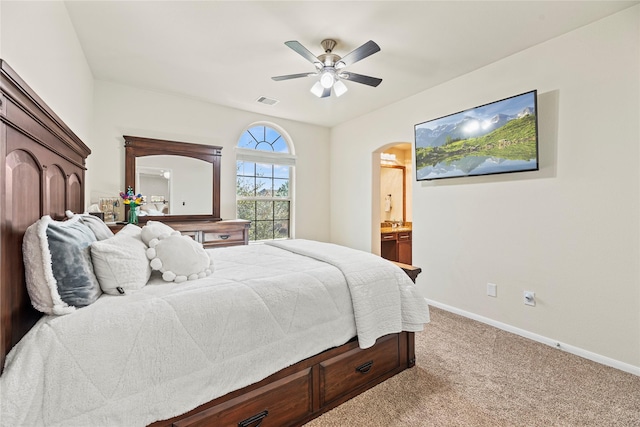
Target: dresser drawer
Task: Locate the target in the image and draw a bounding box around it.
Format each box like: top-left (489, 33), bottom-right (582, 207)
top-left (173, 367), bottom-right (313, 427)
top-left (202, 229), bottom-right (246, 247)
top-left (319, 334), bottom-right (400, 406)
top-left (179, 230), bottom-right (199, 240)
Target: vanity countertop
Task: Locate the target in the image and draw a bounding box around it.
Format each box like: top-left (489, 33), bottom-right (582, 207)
top-left (381, 226), bottom-right (412, 234)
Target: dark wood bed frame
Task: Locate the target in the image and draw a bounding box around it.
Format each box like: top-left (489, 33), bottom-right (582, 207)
top-left (1, 59), bottom-right (416, 426)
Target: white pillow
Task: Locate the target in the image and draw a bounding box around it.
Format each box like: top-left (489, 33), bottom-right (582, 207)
top-left (140, 220), bottom-right (178, 246)
top-left (23, 215), bottom-right (102, 315)
top-left (146, 234), bottom-right (213, 283)
top-left (91, 224), bottom-right (151, 295)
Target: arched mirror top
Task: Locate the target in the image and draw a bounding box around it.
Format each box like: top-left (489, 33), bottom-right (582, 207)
top-left (124, 135), bottom-right (222, 223)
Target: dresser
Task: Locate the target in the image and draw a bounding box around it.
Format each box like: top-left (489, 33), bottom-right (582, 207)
top-left (109, 219), bottom-right (250, 248)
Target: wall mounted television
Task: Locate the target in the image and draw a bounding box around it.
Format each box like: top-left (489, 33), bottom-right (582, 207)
top-left (414, 90), bottom-right (539, 181)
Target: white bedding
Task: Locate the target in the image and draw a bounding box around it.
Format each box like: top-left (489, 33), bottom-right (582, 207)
top-left (0, 240), bottom-right (429, 427)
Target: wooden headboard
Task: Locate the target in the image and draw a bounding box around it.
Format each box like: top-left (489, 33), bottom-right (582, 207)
top-left (0, 60), bottom-right (91, 371)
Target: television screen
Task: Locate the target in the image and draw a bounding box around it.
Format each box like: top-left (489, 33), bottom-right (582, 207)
top-left (414, 90), bottom-right (538, 181)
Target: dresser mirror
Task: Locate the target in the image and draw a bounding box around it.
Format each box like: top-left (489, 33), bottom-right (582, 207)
top-left (124, 135), bottom-right (222, 222)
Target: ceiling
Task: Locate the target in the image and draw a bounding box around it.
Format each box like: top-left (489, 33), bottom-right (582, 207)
top-left (64, 1), bottom-right (637, 128)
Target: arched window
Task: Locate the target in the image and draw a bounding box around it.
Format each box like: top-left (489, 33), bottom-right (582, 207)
top-left (236, 124), bottom-right (295, 241)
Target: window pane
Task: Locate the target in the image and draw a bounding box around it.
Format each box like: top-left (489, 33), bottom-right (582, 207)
top-left (272, 138), bottom-right (288, 153)
top-left (274, 180), bottom-right (289, 197)
top-left (248, 223), bottom-right (257, 241)
top-left (238, 131), bottom-right (258, 150)
top-left (236, 176), bottom-right (256, 196)
top-left (274, 201), bottom-right (290, 219)
top-left (237, 160), bottom-right (255, 176)
top-left (256, 201), bottom-right (273, 220)
top-left (265, 127), bottom-right (280, 143)
top-left (256, 163), bottom-right (273, 178)
top-left (255, 141), bottom-right (274, 151)
top-left (255, 220), bottom-right (274, 241)
top-left (273, 165), bottom-right (289, 179)
top-left (255, 177), bottom-right (272, 196)
top-left (237, 200), bottom-right (255, 221)
top-left (274, 220), bottom-right (289, 239)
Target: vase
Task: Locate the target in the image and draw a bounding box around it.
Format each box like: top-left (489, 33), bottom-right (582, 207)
top-left (128, 206), bottom-right (138, 225)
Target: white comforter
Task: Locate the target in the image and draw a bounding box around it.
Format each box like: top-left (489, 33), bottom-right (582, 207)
top-left (0, 240), bottom-right (429, 427)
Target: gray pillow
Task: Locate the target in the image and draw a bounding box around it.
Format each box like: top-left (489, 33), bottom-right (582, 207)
top-left (65, 210), bottom-right (114, 241)
top-left (23, 215), bottom-right (102, 315)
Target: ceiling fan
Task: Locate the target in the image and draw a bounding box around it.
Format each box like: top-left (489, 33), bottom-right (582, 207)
top-left (272, 39), bottom-right (382, 98)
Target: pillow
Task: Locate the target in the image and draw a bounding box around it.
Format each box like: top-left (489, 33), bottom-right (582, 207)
top-left (23, 215), bottom-right (102, 315)
top-left (91, 224), bottom-right (151, 295)
top-left (141, 220), bottom-right (178, 246)
top-left (146, 234), bottom-right (213, 283)
top-left (65, 210), bottom-right (114, 241)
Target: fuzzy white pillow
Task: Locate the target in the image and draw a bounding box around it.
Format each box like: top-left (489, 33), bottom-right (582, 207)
top-left (23, 215), bottom-right (102, 315)
top-left (146, 234), bottom-right (213, 283)
top-left (141, 220), bottom-right (178, 246)
top-left (91, 224), bottom-right (151, 295)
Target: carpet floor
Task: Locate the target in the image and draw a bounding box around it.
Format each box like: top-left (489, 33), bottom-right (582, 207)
top-left (305, 307), bottom-right (640, 426)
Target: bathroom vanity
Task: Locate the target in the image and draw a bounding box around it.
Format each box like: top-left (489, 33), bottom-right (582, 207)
top-left (381, 224), bottom-right (412, 265)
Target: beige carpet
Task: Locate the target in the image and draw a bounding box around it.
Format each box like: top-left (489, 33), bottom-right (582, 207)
top-left (305, 307), bottom-right (640, 426)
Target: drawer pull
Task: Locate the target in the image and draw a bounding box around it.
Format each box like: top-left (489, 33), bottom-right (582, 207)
top-left (219, 234), bottom-right (230, 240)
top-left (382, 235), bottom-right (395, 240)
top-left (355, 360), bottom-right (374, 374)
top-left (238, 410), bottom-right (268, 427)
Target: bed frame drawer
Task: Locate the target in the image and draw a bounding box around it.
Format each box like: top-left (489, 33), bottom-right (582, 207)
top-left (173, 367), bottom-right (313, 427)
top-left (319, 333), bottom-right (400, 406)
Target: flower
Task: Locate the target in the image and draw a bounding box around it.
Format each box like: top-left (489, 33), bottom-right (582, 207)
top-left (119, 186), bottom-right (144, 207)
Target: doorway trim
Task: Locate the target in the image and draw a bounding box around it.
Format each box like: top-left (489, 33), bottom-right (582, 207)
top-left (371, 142), bottom-right (413, 256)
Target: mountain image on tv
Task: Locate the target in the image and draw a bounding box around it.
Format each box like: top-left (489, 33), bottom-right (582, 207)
top-left (414, 91), bottom-right (538, 180)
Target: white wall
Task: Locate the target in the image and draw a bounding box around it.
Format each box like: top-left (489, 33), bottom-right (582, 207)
top-left (91, 81), bottom-right (332, 242)
top-left (330, 7), bottom-right (640, 369)
top-left (0, 1), bottom-right (94, 142)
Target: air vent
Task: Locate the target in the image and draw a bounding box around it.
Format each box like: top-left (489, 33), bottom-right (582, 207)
top-left (256, 96), bottom-right (279, 106)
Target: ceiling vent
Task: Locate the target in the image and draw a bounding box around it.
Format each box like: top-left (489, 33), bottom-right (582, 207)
top-left (256, 96), bottom-right (279, 106)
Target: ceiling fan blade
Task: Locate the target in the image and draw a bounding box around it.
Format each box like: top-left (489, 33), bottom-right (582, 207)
top-left (284, 41), bottom-right (322, 67)
top-left (272, 72), bottom-right (317, 81)
top-left (336, 40), bottom-right (380, 68)
top-left (340, 72), bottom-right (382, 87)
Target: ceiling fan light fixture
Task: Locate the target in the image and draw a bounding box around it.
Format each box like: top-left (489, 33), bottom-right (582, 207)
top-left (310, 81), bottom-right (324, 97)
top-left (319, 69), bottom-right (335, 89)
top-left (333, 80), bottom-right (348, 97)
top-left (274, 39), bottom-right (382, 98)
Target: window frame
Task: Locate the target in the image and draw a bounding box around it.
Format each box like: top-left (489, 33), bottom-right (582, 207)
top-left (235, 123), bottom-right (296, 242)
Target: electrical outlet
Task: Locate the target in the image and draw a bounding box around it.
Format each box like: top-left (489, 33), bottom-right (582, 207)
top-left (487, 283), bottom-right (497, 297)
top-left (524, 291), bottom-right (536, 306)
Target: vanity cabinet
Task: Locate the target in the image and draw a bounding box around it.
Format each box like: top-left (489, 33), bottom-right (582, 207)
top-left (381, 230), bottom-right (412, 265)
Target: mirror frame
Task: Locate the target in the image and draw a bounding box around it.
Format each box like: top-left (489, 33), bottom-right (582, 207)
top-left (124, 135), bottom-right (222, 223)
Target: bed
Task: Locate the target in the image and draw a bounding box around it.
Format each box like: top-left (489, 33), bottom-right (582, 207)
top-left (0, 59), bottom-right (429, 426)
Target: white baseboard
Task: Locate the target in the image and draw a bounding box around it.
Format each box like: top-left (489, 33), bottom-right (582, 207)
top-left (425, 299), bottom-right (640, 377)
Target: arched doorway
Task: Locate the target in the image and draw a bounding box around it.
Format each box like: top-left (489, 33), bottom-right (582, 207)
top-left (371, 142), bottom-right (413, 263)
